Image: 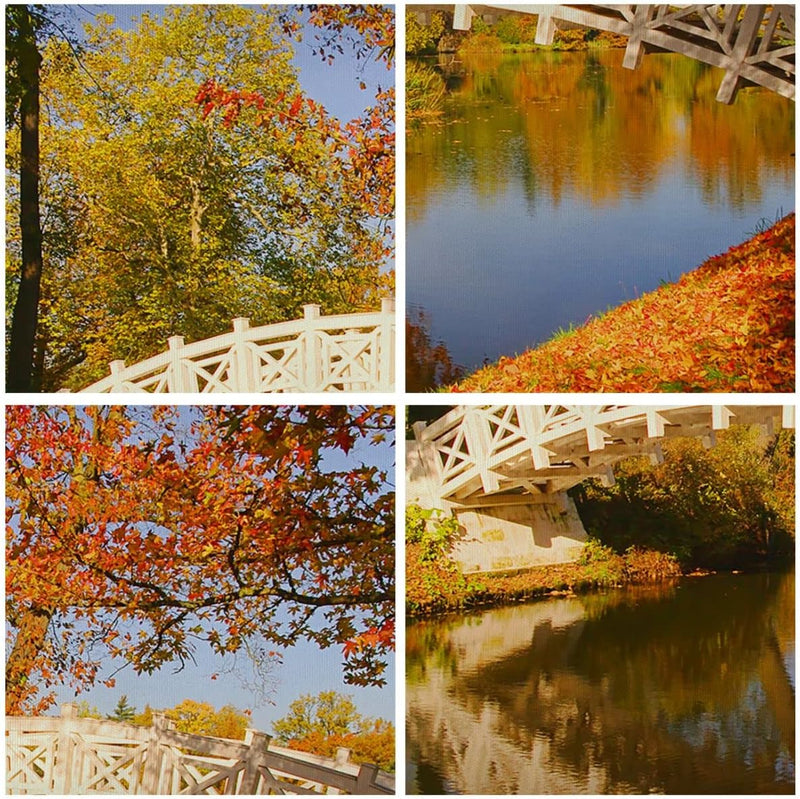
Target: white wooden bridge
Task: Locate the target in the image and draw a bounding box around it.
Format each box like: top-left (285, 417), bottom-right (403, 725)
top-left (71, 300), bottom-right (395, 393)
top-left (408, 405), bottom-right (794, 572)
top-left (419, 5), bottom-right (796, 103)
top-left (6, 703), bottom-right (394, 795)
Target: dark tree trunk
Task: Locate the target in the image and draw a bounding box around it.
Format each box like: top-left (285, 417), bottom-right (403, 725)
top-left (7, 6), bottom-right (43, 393)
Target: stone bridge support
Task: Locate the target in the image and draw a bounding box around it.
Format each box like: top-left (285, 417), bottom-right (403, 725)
top-left (408, 438), bottom-right (589, 573)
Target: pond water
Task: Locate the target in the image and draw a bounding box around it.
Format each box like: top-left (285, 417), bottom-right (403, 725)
top-left (406, 570), bottom-right (795, 794)
top-left (406, 50), bottom-right (795, 387)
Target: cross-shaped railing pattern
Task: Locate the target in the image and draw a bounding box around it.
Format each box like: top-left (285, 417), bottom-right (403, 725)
top-left (7, 704), bottom-right (394, 795)
top-left (72, 300), bottom-right (395, 393)
top-left (414, 405), bottom-right (795, 503)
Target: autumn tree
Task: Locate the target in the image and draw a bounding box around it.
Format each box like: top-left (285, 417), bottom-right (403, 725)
top-left (273, 690), bottom-right (395, 772)
top-left (406, 8), bottom-right (448, 54)
top-left (574, 426), bottom-right (795, 566)
top-left (6, 405), bottom-right (395, 715)
top-left (75, 699), bottom-right (102, 719)
top-left (286, 719), bottom-right (395, 773)
top-left (131, 700), bottom-right (251, 739)
top-left (273, 690), bottom-right (364, 741)
top-left (7, 5), bottom-right (394, 390)
top-left (165, 699), bottom-right (251, 740)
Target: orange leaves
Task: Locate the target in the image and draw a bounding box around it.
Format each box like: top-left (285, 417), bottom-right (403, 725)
top-left (6, 405), bottom-right (395, 712)
top-left (288, 93), bottom-right (304, 118)
top-left (456, 214), bottom-right (795, 393)
top-left (192, 62), bottom-right (395, 271)
top-left (342, 619), bottom-right (395, 658)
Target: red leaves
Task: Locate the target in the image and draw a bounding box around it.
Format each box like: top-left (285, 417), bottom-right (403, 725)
top-left (6, 405), bottom-right (395, 713)
top-left (191, 66), bottom-right (395, 262)
top-left (342, 619), bottom-right (395, 658)
top-left (288, 93), bottom-right (303, 118)
top-left (456, 214), bottom-right (795, 393)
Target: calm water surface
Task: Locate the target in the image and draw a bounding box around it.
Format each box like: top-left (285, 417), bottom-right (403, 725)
top-left (406, 571), bottom-right (794, 794)
top-left (406, 50), bottom-right (795, 385)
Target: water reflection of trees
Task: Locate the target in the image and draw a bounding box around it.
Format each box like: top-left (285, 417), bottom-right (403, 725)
top-left (407, 572), bottom-right (794, 794)
top-left (406, 307), bottom-right (464, 391)
top-left (407, 50), bottom-right (794, 221)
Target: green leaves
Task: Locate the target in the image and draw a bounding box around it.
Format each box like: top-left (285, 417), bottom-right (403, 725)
top-left (12, 5), bottom-right (394, 390)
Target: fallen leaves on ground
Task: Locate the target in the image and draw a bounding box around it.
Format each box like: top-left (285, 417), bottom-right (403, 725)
top-left (451, 214), bottom-right (795, 393)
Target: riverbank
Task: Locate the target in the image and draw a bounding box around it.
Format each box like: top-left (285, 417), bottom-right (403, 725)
top-left (407, 540), bottom-right (683, 616)
top-left (449, 214), bottom-right (795, 393)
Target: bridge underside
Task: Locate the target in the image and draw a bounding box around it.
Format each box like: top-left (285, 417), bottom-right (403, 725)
top-left (419, 4), bottom-right (796, 103)
top-left (408, 405), bottom-right (793, 572)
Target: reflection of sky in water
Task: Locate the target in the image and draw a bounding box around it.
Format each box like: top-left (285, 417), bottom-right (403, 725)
top-left (666, 680), bottom-right (790, 779)
top-left (406, 54), bottom-right (794, 376)
top-left (408, 159), bottom-right (793, 373)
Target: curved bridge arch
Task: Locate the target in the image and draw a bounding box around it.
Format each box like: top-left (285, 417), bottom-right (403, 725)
top-left (411, 404), bottom-right (794, 507)
top-left (74, 300), bottom-right (395, 393)
top-left (436, 4), bottom-right (796, 103)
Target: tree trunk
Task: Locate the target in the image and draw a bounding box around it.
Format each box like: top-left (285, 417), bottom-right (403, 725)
top-left (7, 6), bottom-right (43, 393)
top-left (5, 606), bottom-right (53, 715)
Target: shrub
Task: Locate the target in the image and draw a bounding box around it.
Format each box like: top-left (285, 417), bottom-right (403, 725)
top-left (623, 547), bottom-right (681, 583)
top-left (405, 504), bottom-right (461, 561)
top-left (406, 504), bottom-right (485, 613)
top-left (458, 31), bottom-right (503, 54)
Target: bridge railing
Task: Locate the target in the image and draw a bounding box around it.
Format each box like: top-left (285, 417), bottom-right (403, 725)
top-left (414, 405), bottom-right (795, 502)
top-left (414, 405), bottom-right (631, 499)
top-left (6, 703), bottom-right (394, 795)
top-left (72, 300), bottom-right (395, 393)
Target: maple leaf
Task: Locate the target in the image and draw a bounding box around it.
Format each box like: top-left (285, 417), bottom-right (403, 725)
top-left (5, 405), bottom-right (395, 715)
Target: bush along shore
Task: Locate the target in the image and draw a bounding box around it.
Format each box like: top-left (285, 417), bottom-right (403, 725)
top-left (450, 214), bottom-right (795, 393)
top-left (407, 536), bottom-right (682, 617)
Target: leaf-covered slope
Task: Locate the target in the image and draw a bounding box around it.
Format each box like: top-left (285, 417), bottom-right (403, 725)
top-left (453, 214), bottom-right (795, 393)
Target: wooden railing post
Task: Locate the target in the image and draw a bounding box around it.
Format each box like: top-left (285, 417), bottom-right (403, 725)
top-left (166, 335), bottom-right (196, 392)
top-left (109, 359), bottom-right (127, 391)
top-left (231, 317), bottom-right (257, 392)
top-left (53, 703), bottom-right (78, 794)
top-left (141, 712), bottom-right (171, 794)
top-left (379, 297), bottom-right (394, 391)
top-left (239, 729), bottom-right (271, 794)
top-left (302, 304), bottom-right (323, 390)
top-left (355, 762), bottom-right (381, 794)
top-left (334, 746), bottom-right (351, 768)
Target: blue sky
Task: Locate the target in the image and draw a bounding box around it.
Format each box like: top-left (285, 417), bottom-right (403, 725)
top-left (28, 404), bottom-right (397, 733)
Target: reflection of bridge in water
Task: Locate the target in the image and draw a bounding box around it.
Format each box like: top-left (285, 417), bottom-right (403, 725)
top-left (407, 572), bottom-right (795, 794)
top-left (417, 5), bottom-right (795, 102)
top-left (408, 406), bottom-right (794, 571)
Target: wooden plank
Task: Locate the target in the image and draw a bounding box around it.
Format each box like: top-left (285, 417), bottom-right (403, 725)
top-left (623, 5), bottom-right (657, 70)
